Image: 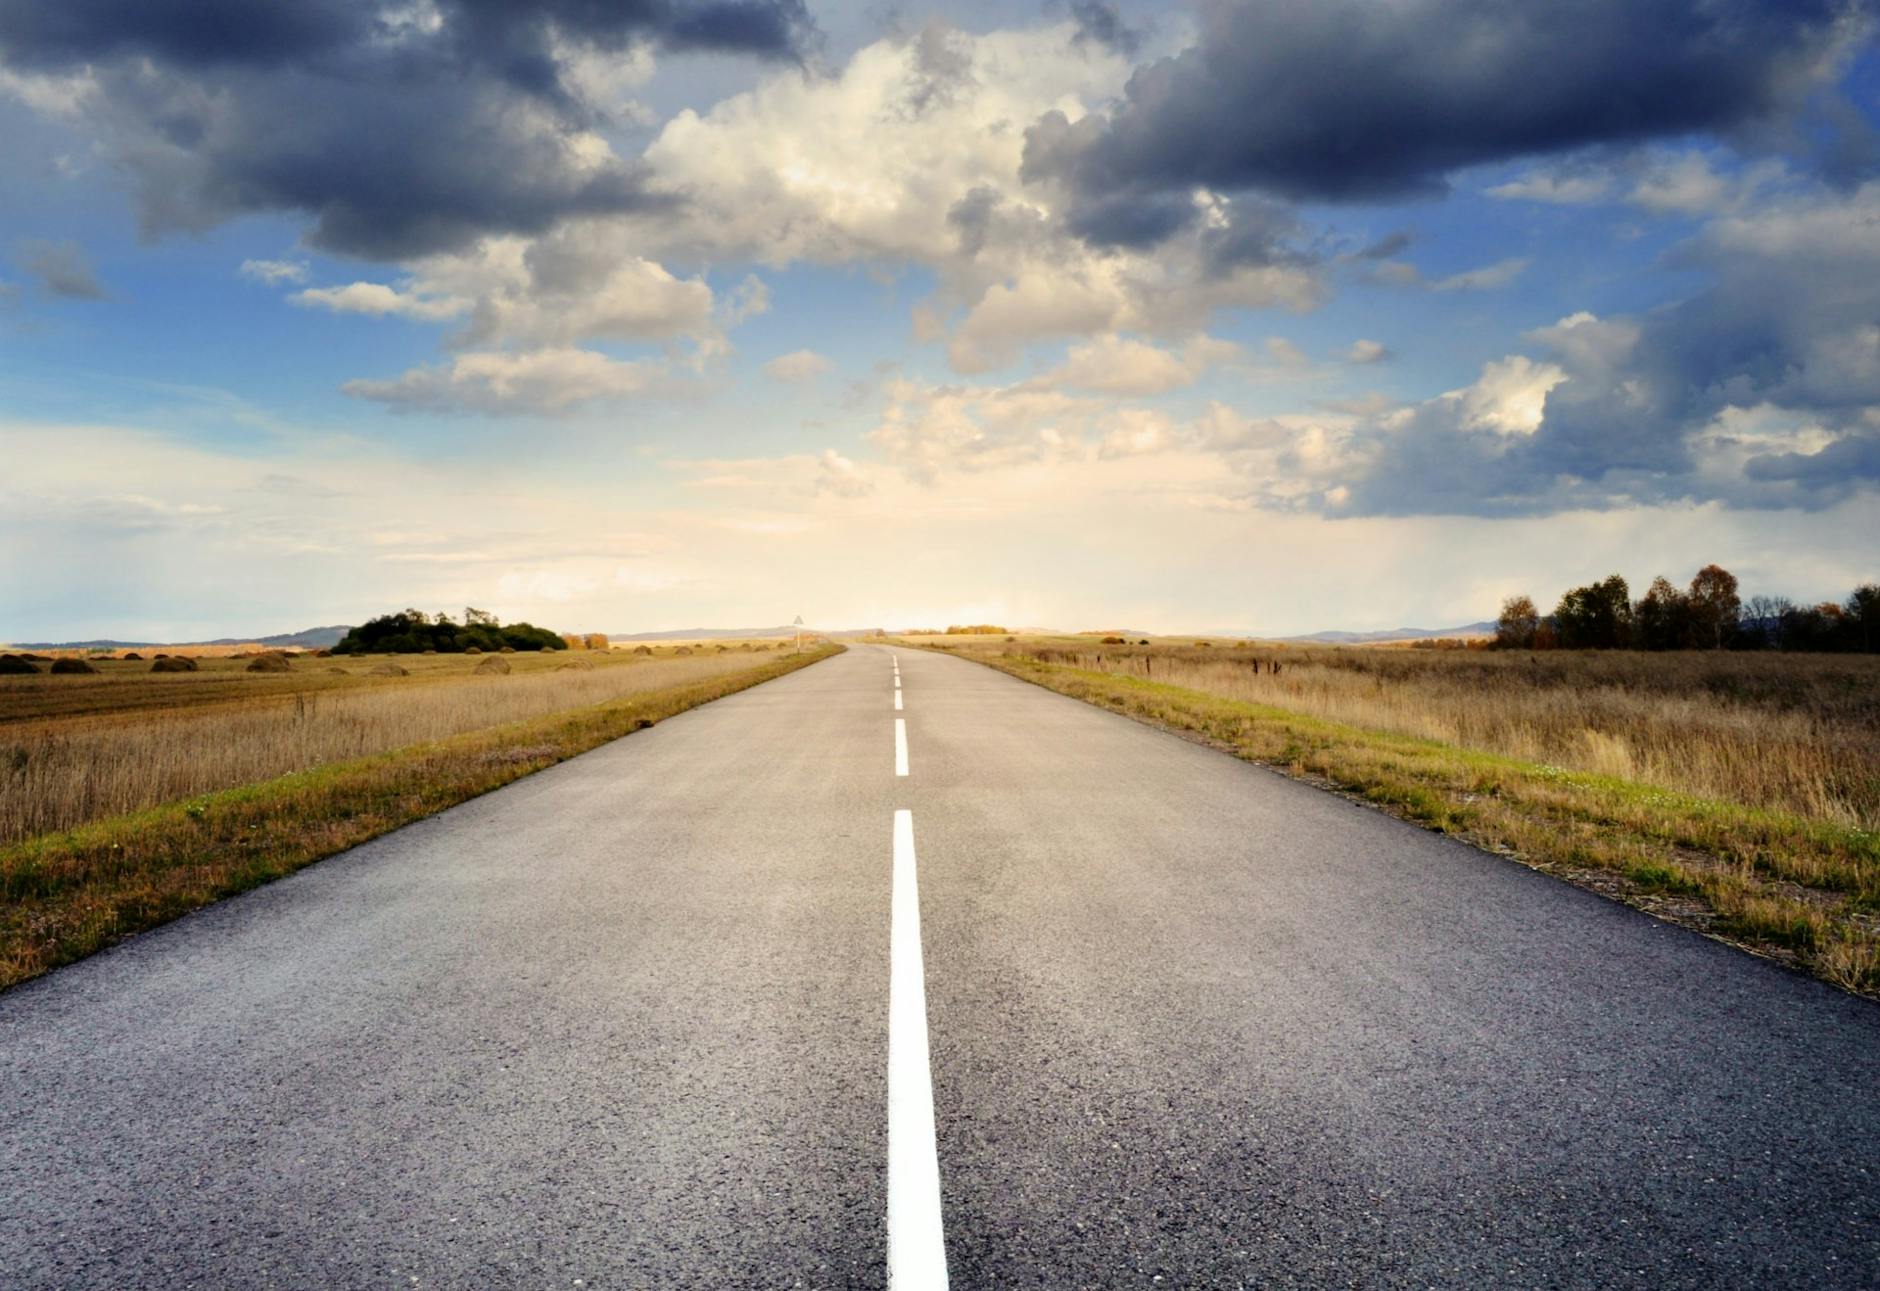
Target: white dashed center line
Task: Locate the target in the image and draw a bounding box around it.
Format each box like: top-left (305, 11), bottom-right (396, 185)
top-left (895, 689), bottom-right (904, 711)
top-left (887, 809), bottom-right (949, 1289)
top-left (895, 717), bottom-right (909, 777)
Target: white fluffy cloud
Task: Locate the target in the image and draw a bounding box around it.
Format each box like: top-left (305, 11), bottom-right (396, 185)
top-left (342, 348), bottom-right (662, 415)
top-left (764, 349), bottom-right (835, 383)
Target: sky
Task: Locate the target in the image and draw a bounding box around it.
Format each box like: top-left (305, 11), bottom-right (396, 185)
top-left (1, 0), bottom-right (1878, 640)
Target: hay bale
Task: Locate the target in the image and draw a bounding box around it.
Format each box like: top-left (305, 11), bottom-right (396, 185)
top-left (672, 646), bottom-right (693, 656)
top-left (499, 646), bottom-right (516, 654)
top-left (312, 648), bottom-right (332, 658)
top-left (422, 648), bottom-right (438, 655)
top-left (463, 646), bottom-right (483, 655)
top-left (50, 657), bottom-right (98, 675)
top-left (246, 652), bottom-right (291, 673)
top-left (122, 651), bottom-right (143, 661)
top-left (633, 645), bottom-right (653, 656)
top-left (150, 656), bottom-right (198, 673)
top-left (558, 659), bottom-right (593, 671)
top-left (370, 663), bottom-right (408, 677)
top-left (21, 653), bottom-right (52, 662)
top-left (714, 643), bottom-right (729, 652)
top-left (475, 655), bottom-right (512, 675)
top-left (0, 654), bottom-right (39, 675)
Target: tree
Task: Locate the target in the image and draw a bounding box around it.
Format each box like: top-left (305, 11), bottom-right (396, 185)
top-left (1554, 574), bottom-right (1632, 649)
top-left (1494, 595), bottom-right (1540, 649)
top-left (1845, 584), bottom-right (1880, 653)
top-left (1686, 564), bottom-right (1740, 650)
top-left (465, 607), bottom-right (496, 628)
top-left (1633, 576), bottom-right (1691, 651)
top-left (1740, 595), bottom-right (1792, 649)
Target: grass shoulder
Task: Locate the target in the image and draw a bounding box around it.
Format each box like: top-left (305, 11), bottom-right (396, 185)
top-left (0, 645), bottom-right (840, 992)
top-left (945, 646), bottom-right (1880, 999)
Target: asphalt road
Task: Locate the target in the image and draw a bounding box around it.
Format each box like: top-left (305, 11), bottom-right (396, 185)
top-left (3, 643), bottom-right (1877, 1288)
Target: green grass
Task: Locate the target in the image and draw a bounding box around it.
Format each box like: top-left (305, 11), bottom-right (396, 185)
top-left (951, 650), bottom-right (1880, 999)
top-left (0, 646), bottom-right (839, 991)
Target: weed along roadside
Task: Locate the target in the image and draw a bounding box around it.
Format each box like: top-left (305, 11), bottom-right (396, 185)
top-left (909, 639), bottom-right (1880, 1000)
top-left (0, 645), bottom-right (841, 992)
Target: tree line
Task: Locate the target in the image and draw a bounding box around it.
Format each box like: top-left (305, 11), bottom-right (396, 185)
top-left (1495, 567), bottom-right (1879, 652)
top-left (330, 608), bottom-right (568, 655)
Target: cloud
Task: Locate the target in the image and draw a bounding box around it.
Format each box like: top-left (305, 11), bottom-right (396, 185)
top-left (1039, 333), bottom-right (1236, 396)
top-left (1486, 171), bottom-right (1614, 205)
top-left (1283, 183), bottom-right (1880, 516)
top-left (1022, 0), bottom-right (1866, 245)
top-left (239, 258), bottom-right (308, 285)
top-left (293, 282), bottom-right (468, 322)
top-left (342, 347), bottom-right (661, 415)
top-left (1346, 339), bottom-right (1391, 365)
top-left (0, 1), bottom-right (815, 260)
top-left (764, 349), bottom-right (834, 383)
top-left (1366, 256), bottom-right (1530, 292)
top-left (16, 238), bottom-right (105, 299)
top-left (641, 24), bottom-right (1318, 372)
top-left (1067, 0), bottom-right (1140, 57)
top-left (815, 449), bottom-right (873, 497)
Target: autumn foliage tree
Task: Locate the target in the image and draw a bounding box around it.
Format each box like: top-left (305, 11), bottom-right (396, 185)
top-left (1494, 595), bottom-right (1540, 649)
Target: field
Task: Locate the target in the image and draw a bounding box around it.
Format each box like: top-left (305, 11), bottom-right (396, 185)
top-left (908, 634), bottom-right (1880, 995)
top-left (0, 642), bottom-right (834, 989)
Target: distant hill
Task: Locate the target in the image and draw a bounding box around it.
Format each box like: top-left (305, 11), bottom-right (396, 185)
top-left (9, 625), bottom-right (352, 650)
top-left (1272, 621), bottom-right (1497, 644)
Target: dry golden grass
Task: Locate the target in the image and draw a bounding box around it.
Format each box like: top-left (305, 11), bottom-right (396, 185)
top-left (967, 641), bottom-right (1880, 828)
top-left (0, 650), bottom-right (789, 844)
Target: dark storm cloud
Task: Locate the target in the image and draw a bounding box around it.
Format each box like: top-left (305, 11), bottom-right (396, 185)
top-left (0, 0), bottom-right (815, 259)
top-left (1025, 0), bottom-right (1869, 228)
top-left (1067, 0), bottom-right (1139, 57)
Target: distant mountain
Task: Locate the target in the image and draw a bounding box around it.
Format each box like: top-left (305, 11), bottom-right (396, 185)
top-left (8, 625), bottom-right (352, 650)
top-left (1272, 621), bottom-right (1497, 644)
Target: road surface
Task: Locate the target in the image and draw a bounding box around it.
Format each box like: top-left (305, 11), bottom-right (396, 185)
top-left (2, 644), bottom-right (1877, 1288)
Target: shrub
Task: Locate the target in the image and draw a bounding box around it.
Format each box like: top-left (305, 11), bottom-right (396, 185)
top-left (150, 657), bottom-right (198, 673)
top-left (1101, 636), bottom-right (1127, 644)
top-left (584, 633), bottom-right (609, 650)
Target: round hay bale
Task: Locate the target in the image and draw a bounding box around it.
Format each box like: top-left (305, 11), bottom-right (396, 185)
top-left (672, 646), bottom-right (693, 656)
top-left (312, 648), bottom-right (332, 658)
top-left (633, 645), bottom-right (652, 656)
top-left (714, 643), bottom-right (729, 652)
top-left (370, 662), bottom-right (408, 677)
top-left (246, 652), bottom-right (291, 673)
top-left (499, 646), bottom-right (517, 654)
top-left (463, 646), bottom-right (484, 655)
top-left (21, 653), bottom-right (52, 662)
top-left (122, 651), bottom-right (144, 661)
top-left (0, 654), bottom-right (39, 675)
top-left (475, 655), bottom-right (512, 675)
top-left (422, 648), bottom-right (438, 655)
top-left (558, 659), bottom-right (593, 671)
top-left (50, 657), bottom-right (98, 675)
top-left (150, 656), bottom-right (198, 673)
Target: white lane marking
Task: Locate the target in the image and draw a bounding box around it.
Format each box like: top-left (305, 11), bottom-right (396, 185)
top-left (895, 718), bottom-right (909, 777)
top-left (895, 676), bottom-right (901, 689)
top-left (895, 689), bottom-right (904, 711)
top-left (889, 810), bottom-right (949, 1289)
